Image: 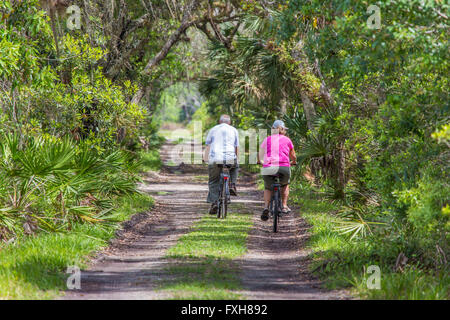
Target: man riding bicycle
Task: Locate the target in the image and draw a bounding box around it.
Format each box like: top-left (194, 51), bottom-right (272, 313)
top-left (204, 115), bottom-right (239, 215)
top-left (258, 120), bottom-right (297, 221)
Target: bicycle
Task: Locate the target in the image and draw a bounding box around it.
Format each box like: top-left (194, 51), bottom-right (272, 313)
top-left (216, 163), bottom-right (232, 219)
top-left (269, 173), bottom-right (283, 233)
top-left (267, 162), bottom-right (296, 233)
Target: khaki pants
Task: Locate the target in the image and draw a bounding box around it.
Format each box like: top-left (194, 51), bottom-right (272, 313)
top-left (207, 161), bottom-right (239, 203)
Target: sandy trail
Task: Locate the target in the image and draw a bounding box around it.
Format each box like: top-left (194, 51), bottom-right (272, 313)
top-left (237, 198), bottom-right (348, 299)
top-left (63, 141), bottom-right (348, 300)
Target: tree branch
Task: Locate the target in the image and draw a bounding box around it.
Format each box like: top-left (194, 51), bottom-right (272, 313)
top-left (131, 0), bottom-right (240, 104)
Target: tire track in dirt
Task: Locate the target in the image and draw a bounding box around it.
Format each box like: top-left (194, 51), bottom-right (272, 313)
top-left (62, 141), bottom-right (348, 300)
top-left (62, 142), bottom-right (210, 300)
top-left (237, 200), bottom-right (349, 299)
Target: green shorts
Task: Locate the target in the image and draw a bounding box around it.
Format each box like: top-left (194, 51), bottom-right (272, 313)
top-left (262, 166), bottom-right (291, 190)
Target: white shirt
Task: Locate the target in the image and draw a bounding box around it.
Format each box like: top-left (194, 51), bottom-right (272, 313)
top-left (205, 123), bottom-right (239, 164)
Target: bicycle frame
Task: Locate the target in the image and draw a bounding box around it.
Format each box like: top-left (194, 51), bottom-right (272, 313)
top-left (269, 175), bottom-right (282, 233)
top-left (217, 164), bottom-right (232, 219)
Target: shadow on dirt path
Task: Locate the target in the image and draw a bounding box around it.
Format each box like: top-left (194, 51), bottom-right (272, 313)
top-left (237, 200), bottom-right (349, 299)
top-left (62, 140), bottom-right (349, 300)
top-left (62, 141), bottom-right (210, 299)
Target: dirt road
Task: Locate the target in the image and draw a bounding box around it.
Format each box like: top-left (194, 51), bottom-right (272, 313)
top-left (63, 141), bottom-right (348, 300)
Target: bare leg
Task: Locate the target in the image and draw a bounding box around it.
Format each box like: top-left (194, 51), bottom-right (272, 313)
top-left (281, 185), bottom-right (289, 208)
top-left (264, 189), bottom-right (272, 208)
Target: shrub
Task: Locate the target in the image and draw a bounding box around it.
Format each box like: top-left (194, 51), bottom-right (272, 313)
top-left (0, 133), bottom-right (140, 241)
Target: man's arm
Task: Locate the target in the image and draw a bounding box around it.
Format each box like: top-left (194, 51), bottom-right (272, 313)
top-left (234, 128), bottom-right (239, 161)
top-left (204, 128), bottom-right (214, 163)
top-left (204, 145), bottom-right (210, 163)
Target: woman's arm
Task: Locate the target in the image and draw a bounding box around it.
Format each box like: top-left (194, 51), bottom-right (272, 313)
top-left (289, 148), bottom-right (297, 164)
top-left (258, 146), bottom-right (265, 164)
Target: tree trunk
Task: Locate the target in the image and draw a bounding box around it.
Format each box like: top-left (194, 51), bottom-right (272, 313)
top-left (130, 0), bottom-right (201, 104)
top-left (335, 141), bottom-right (346, 199)
top-left (131, 87), bottom-right (146, 105)
top-left (300, 93), bottom-right (316, 131)
top-left (280, 98), bottom-right (287, 115)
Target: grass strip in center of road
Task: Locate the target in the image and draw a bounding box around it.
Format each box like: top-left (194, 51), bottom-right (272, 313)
top-left (159, 211), bottom-right (253, 300)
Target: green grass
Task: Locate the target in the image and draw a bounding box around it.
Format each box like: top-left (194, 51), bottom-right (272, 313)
top-left (0, 193), bottom-right (154, 300)
top-left (161, 259), bottom-right (243, 300)
top-left (158, 211), bottom-right (253, 299)
top-left (354, 267), bottom-right (450, 299)
top-left (292, 186), bottom-right (450, 300)
top-left (139, 148), bottom-right (162, 172)
top-left (156, 191), bottom-right (171, 195)
top-left (159, 126), bottom-right (193, 142)
top-left (193, 175), bottom-right (208, 182)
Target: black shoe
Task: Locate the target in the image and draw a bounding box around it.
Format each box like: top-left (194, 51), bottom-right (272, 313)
top-left (209, 204), bottom-right (218, 215)
top-left (261, 208), bottom-right (269, 221)
top-left (230, 184), bottom-right (237, 196)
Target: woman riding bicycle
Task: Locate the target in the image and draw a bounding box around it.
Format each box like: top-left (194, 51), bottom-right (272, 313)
top-left (257, 120), bottom-right (297, 221)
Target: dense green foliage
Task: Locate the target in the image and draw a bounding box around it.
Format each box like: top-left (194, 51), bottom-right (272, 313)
top-left (0, 193), bottom-right (153, 299)
top-left (0, 134), bottom-right (140, 239)
top-left (0, 0), bottom-right (448, 299)
top-left (0, 1), bottom-right (145, 146)
top-left (199, 0), bottom-right (449, 297)
top-left (0, 0), bottom-right (189, 299)
top-left (294, 188), bottom-right (449, 299)
top-left (0, 0), bottom-right (150, 241)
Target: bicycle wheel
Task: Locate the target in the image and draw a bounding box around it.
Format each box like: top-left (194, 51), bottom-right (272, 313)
top-left (216, 201), bottom-right (221, 218)
top-left (269, 197), bottom-right (273, 217)
top-left (224, 180), bottom-right (229, 218)
top-left (217, 182), bottom-right (222, 219)
top-left (273, 190), bottom-right (279, 233)
top-left (220, 180), bottom-right (228, 219)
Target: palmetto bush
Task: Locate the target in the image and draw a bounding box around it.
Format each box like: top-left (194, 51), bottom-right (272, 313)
top-left (0, 134), bottom-right (139, 240)
top-left (283, 111), bottom-right (340, 185)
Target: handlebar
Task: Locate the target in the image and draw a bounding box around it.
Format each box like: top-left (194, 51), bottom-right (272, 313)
top-left (256, 161), bottom-right (297, 166)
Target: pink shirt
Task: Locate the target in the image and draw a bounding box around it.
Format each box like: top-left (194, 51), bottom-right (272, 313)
top-left (260, 134), bottom-right (294, 167)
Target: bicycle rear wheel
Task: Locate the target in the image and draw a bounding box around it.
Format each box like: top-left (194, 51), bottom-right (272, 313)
top-left (220, 180), bottom-right (228, 219)
top-left (217, 183), bottom-right (222, 219)
top-left (273, 191), bottom-right (279, 232)
top-left (217, 201), bottom-right (221, 218)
